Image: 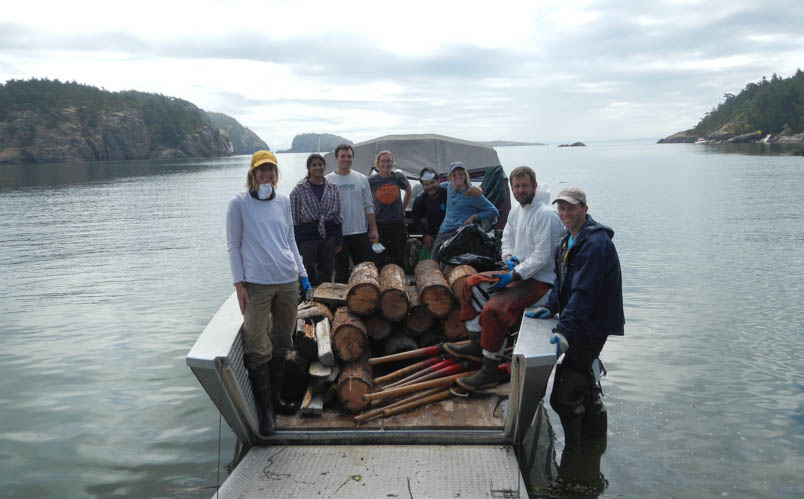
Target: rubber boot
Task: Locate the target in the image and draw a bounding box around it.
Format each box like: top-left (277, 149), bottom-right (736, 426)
top-left (248, 363), bottom-right (276, 436)
top-left (269, 356), bottom-right (300, 415)
top-left (444, 330), bottom-right (482, 363)
top-left (456, 354), bottom-right (500, 391)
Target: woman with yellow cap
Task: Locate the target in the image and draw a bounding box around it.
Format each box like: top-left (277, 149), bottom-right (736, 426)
top-left (225, 150), bottom-right (310, 436)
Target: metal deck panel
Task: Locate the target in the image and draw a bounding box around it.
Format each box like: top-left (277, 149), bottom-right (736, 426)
top-left (216, 444), bottom-right (526, 498)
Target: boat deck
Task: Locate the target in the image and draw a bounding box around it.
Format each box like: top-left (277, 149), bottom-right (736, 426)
top-left (276, 382), bottom-right (509, 430)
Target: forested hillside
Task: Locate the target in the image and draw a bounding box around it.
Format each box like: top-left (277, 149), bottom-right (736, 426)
top-left (659, 70), bottom-right (804, 143)
top-left (0, 79), bottom-right (267, 163)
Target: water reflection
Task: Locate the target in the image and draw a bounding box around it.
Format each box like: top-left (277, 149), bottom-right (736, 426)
top-left (522, 403), bottom-right (608, 499)
top-left (0, 156), bottom-right (250, 190)
top-left (696, 142), bottom-right (804, 156)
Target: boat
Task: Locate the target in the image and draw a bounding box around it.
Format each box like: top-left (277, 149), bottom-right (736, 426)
top-left (185, 135), bottom-right (558, 497)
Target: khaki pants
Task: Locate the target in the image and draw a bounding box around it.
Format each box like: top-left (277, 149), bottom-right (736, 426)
top-left (241, 281), bottom-right (298, 370)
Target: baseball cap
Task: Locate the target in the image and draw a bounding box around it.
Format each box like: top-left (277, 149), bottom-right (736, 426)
top-left (250, 150), bottom-right (278, 169)
top-left (447, 161), bottom-right (465, 174)
top-left (552, 186), bottom-right (587, 205)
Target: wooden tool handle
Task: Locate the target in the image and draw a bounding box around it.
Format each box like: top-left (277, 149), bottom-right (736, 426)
top-left (362, 370), bottom-right (477, 402)
top-left (372, 357), bottom-right (440, 384)
top-left (384, 358), bottom-right (456, 389)
top-left (353, 387), bottom-right (442, 424)
top-left (382, 389), bottom-right (452, 418)
top-left (368, 341), bottom-right (469, 366)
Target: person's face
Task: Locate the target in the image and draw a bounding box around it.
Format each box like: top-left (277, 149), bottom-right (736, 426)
top-left (377, 153), bottom-right (394, 175)
top-left (336, 149), bottom-right (353, 169)
top-left (421, 178), bottom-right (439, 197)
top-left (308, 159), bottom-right (325, 179)
top-left (511, 175), bottom-right (536, 206)
top-left (556, 200), bottom-right (588, 234)
top-left (448, 168), bottom-right (466, 189)
top-left (254, 163), bottom-right (276, 185)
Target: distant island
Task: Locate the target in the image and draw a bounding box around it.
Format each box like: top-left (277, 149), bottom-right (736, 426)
top-left (0, 78), bottom-right (270, 163)
top-left (557, 142), bottom-right (586, 147)
top-left (478, 140), bottom-right (546, 147)
top-left (278, 133), bottom-right (352, 153)
top-left (658, 70), bottom-right (804, 144)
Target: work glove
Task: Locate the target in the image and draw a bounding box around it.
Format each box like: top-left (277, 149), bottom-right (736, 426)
top-left (525, 306), bottom-right (553, 319)
top-left (299, 276), bottom-right (311, 296)
top-left (491, 271), bottom-right (513, 291)
top-left (549, 330), bottom-right (569, 357)
top-left (505, 256), bottom-right (520, 271)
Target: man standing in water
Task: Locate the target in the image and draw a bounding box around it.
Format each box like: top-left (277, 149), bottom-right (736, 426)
top-left (446, 166), bottom-right (563, 390)
top-left (531, 186), bottom-right (624, 444)
top-left (326, 144), bottom-right (379, 283)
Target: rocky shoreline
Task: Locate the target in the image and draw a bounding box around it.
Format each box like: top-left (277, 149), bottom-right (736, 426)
top-left (658, 130), bottom-right (804, 144)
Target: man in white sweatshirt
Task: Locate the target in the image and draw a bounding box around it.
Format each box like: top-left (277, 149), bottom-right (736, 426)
top-left (326, 144), bottom-right (380, 283)
top-left (446, 166), bottom-right (564, 390)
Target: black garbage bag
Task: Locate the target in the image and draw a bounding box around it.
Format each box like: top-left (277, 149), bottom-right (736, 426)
top-left (438, 224), bottom-right (504, 271)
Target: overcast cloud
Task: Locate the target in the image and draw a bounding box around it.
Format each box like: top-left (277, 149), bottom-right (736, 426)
top-left (1, 0), bottom-right (802, 148)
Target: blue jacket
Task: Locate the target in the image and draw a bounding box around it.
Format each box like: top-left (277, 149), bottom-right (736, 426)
top-left (438, 182), bottom-right (499, 233)
top-left (546, 215), bottom-right (625, 341)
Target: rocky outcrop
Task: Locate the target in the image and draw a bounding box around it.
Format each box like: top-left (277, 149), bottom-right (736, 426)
top-left (207, 111), bottom-right (269, 155)
top-left (557, 142), bottom-right (586, 147)
top-left (658, 129), bottom-right (804, 145)
top-left (657, 130), bottom-right (697, 143)
top-left (0, 106), bottom-right (232, 163)
top-left (278, 133), bottom-right (351, 153)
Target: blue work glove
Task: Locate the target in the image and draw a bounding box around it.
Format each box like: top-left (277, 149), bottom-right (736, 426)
top-left (491, 271), bottom-right (513, 291)
top-left (505, 256), bottom-right (520, 271)
top-left (525, 306), bottom-right (553, 319)
top-left (299, 276), bottom-right (311, 296)
top-left (549, 330), bottom-right (569, 357)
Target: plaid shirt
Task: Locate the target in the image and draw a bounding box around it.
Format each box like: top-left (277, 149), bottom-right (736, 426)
top-left (289, 177), bottom-right (343, 239)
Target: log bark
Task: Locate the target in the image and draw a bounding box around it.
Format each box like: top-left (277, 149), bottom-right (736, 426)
top-left (405, 285), bottom-right (432, 336)
top-left (346, 261), bottom-right (380, 316)
top-left (418, 329), bottom-right (448, 348)
top-left (280, 350), bottom-right (309, 402)
top-left (365, 315), bottom-right (392, 341)
top-left (381, 332), bottom-right (419, 357)
top-left (414, 260), bottom-right (453, 319)
top-left (294, 320), bottom-right (318, 361)
top-left (447, 265), bottom-right (477, 302)
top-left (378, 263), bottom-right (409, 321)
top-left (297, 301), bottom-right (334, 323)
top-left (336, 356), bottom-right (374, 412)
top-left (331, 307), bottom-right (368, 362)
top-left (442, 308), bottom-right (468, 340)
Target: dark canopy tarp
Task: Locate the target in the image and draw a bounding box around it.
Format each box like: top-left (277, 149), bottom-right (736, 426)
top-left (323, 133), bottom-right (502, 177)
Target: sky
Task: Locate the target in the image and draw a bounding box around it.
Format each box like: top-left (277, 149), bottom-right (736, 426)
top-left (1, 0), bottom-right (803, 149)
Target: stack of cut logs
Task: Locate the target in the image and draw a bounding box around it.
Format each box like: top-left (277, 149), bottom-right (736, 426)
top-left (280, 260), bottom-right (485, 419)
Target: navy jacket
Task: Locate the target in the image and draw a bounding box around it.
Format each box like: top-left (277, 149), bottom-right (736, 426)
top-left (546, 215), bottom-right (625, 341)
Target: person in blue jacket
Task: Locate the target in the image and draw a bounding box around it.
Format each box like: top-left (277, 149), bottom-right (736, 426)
top-left (528, 186), bottom-right (624, 444)
top-left (431, 161), bottom-right (498, 264)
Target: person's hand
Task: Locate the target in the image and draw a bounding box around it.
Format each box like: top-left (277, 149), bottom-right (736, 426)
top-left (299, 276), bottom-right (311, 296)
top-left (463, 214), bottom-right (477, 225)
top-left (525, 306), bottom-right (553, 319)
top-left (235, 283), bottom-right (249, 315)
top-left (467, 186), bottom-right (483, 197)
top-left (505, 256), bottom-right (520, 271)
top-left (368, 226), bottom-right (379, 243)
top-left (549, 330), bottom-right (569, 357)
top-left (491, 271), bottom-right (513, 291)
top-left (423, 234), bottom-right (433, 250)
top-left (335, 245), bottom-right (342, 254)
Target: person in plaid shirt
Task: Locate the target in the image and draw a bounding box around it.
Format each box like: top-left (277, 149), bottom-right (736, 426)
top-left (290, 153), bottom-right (343, 285)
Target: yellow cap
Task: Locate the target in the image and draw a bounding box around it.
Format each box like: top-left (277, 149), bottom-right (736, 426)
top-left (250, 150), bottom-right (277, 169)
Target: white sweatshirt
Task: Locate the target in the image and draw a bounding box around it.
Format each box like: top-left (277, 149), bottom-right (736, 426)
top-left (226, 191), bottom-right (307, 285)
top-left (501, 197), bottom-right (564, 284)
top-left (325, 170), bottom-right (374, 236)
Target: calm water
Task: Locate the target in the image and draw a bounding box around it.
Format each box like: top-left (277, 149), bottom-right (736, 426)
top-left (0, 143), bottom-right (802, 498)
